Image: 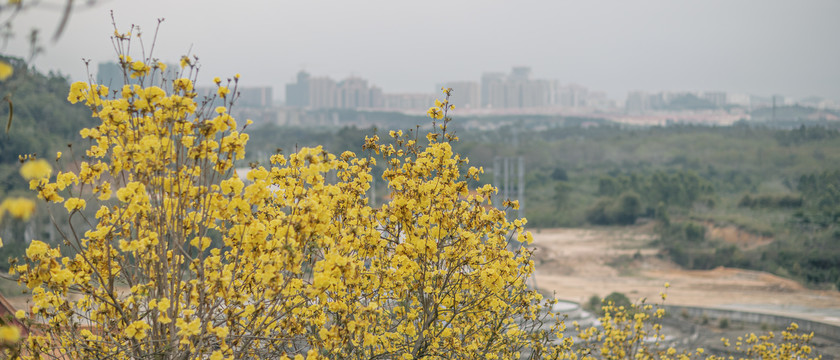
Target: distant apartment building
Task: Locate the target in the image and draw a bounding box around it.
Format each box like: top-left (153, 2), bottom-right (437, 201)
top-left (285, 70), bottom-right (384, 109)
top-left (285, 71), bottom-right (311, 107)
top-left (556, 84), bottom-right (589, 108)
top-left (727, 93), bottom-right (751, 108)
top-left (587, 91), bottom-right (614, 110)
top-left (439, 81), bottom-right (480, 109)
top-left (383, 93), bottom-right (436, 110)
top-left (481, 72), bottom-right (506, 109)
top-left (97, 61), bottom-right (178, 90)
top-left (237, 87), bottom-right (273, 107)
top-left (339, 77), bottom-right (371, 109)
top-left (702, 91), bottom-right (727, 107)
top-left (308, 76), bottom-right (339, 108)
top-left (625, 91), bottom-right (651, 113)
top-left (195, 86), bottom-right (274, 108)
top-left (97, 62), bottom-right (129, 87)
top-left (479, 67), bottom-right (554, 109)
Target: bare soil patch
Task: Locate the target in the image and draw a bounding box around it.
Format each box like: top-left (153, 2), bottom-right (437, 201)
top-left (531, 226), bottom-right (840, 326)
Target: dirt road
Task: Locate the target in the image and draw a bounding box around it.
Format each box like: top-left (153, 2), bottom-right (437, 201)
top-left (530, 227), bottom-right (840, 326)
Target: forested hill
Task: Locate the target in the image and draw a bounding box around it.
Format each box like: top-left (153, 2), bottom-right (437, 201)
top-left (0, 56), bottom-right (94, 196)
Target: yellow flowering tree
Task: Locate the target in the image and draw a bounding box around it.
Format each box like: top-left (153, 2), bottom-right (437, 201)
top-left (6, 26), bottom-right (824, 360)
top-left (8, 29), bottom-right (560, 360)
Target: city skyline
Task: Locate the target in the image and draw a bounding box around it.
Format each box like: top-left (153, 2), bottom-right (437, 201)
top-left (4, 1), bottom-right (839, 103)
top-left (90, 59), bottom-right (837, 113)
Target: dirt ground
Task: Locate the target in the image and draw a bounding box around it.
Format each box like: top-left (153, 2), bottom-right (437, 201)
top-left (530, 226), bottom-right (840, 327)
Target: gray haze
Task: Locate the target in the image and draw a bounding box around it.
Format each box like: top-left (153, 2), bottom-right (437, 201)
top-left (5, 0), bottom-right (840, 101)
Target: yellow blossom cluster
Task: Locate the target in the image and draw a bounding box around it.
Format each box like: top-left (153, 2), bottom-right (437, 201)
top-left (0, 60), bottom-right (13, 81)
top-left (0, 197), bottom-right (36, 222)
top-left (19, 159), bottom-right (52, 180)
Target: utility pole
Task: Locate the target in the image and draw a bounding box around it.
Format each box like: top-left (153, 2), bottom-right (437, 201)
top-left (370, 173), bottom-right (376, 207)
top-left (518, 156), bottom-right (525, 220)
top-left (493, 156), bottom-right (525, 220)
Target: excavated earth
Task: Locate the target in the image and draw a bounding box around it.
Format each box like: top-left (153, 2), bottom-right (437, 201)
top-left (530, 226), bottom-right (840, 326)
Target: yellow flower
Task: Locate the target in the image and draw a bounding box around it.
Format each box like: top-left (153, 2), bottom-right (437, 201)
top-left (124, 320), bottom-right (151, 340)
top-left (56, 151), bottom-right (62, 161)
top-left (157, 298), bottom-right (170, 311)
top-left (25, 240), bottom-right (50, 258)
top-left (426, 106), bottom-right (443, 120)
top-left (0, 60), bottom-right (13, 81)
top-left (176, 318), bottom-right (201, 337)
top-left (130, 61), bottom-right (150, 78)
top-left (97, 182), bottom-right (112, 201)
top-left (0, 325), bottom-right (20, 343)
top-left (180, 56), bottom-right (191, 69)
top-left (213, 77), bottom-right (221, 84)
top-left (14, 310), bottom-right (24, 319)
top-left (64, 198), bottom-right (87, 213)
top-left (1, 197), bottom-right (37, 221)
top-left (20, 159), bottom-right (52, 180)
top-left (173, 78), bottom-right (194, 92)
top-left (218, 86), bottom-right (230, 98)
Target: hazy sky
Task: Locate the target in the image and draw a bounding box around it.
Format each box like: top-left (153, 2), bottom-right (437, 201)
top-left (4, 0), bottom-right (840, 102)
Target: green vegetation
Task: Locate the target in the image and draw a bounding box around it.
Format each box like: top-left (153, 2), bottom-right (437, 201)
top-left (0, 55), bottom-right (94, 264)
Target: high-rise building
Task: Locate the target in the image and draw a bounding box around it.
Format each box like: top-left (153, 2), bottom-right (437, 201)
top-left (480, 68), bottom-right (550, 109)
top-left (440, 81), bottom-right (480, 109)
top-left (97, 62), bottom-right (129, 88)
top-left (727, 93), bottom-right (751, 108)
top-left (237, 87), bottom-right (274, 107)
top-left (481, 72), bottom-right (506, 109)
top-left (702, 91), bottom-right (727, 107)
top-left (625, 91), bottom-right (650, 114)
top-left (285, 70), bottom-right (391, 109)
top-left (520, 79), bottom-right (550, 108)
top-left (383, 93), bottom-right (436, 110)
top-left (97, 61), bottom-right (178, 90)
top-left (509, 66), bottom-right (531, 81)
top-left (308, 77), bottom-right (338, 108)
top-left (338, 77), bottom-right (370, 109)
top-left (285, 71), bottom-right (311, 107)
top-left (557, 84), bottom-right (588, 108)
top-left (369, 86), bottom-right (384, 108)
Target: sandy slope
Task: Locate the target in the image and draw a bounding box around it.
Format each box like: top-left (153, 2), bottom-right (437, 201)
top-left (530, 227), bottom-right (840, 326)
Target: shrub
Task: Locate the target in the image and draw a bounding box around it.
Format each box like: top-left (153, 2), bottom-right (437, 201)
top-left (585, 192), bottom-right (641, 225)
